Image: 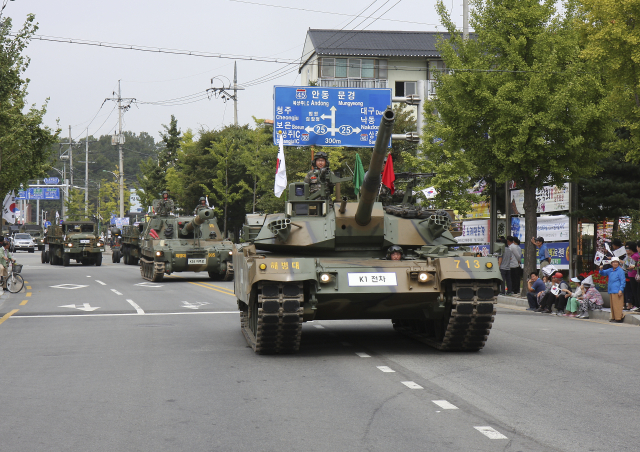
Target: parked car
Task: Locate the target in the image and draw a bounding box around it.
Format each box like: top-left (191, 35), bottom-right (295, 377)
top-left (11, 233), bottom-right (36, 253)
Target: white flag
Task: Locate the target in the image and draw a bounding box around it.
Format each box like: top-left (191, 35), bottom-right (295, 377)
top-left (274, 133), bottom-right (287, 198)
top-left (2, 191), bottom-right (16, 224)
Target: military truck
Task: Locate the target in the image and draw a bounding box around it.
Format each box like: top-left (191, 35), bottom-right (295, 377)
top-left (233, 107), bottom-right (501, 354)
top-left (45, 221), bottom-right (105, 266)
top-left (120, 223), bottom-right (144, 265)
top-left (138, 199), bottom-right (234, 282)
top-left (21, 224), bottom-right (45, 250)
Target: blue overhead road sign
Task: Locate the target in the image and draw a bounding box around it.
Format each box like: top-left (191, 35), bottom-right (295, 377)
top-left (273, 86), bottom-right (392, 147)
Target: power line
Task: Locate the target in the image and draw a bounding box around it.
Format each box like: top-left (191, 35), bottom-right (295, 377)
top-left (18, 34), bottom-right (300, 64)
top-left (228, 0), bottom-right (438, 26)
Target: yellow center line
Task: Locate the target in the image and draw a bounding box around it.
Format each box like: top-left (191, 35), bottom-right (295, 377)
top-left (198, 282), bottom-right (235, 294)
top-left (20, 300), bottom-right (28, 306)
top-left (187, 281), bottom-right (235, 297)
top-left (26, 286), bottom-right (32, 290)
top-left (26, 292), bottom-right (32, 297)
top-left (0, 309), bottom-right (19, 325)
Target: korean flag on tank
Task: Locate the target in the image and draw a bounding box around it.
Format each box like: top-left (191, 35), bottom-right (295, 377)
top-left (2, 191), bottom-right (16, 224)
top-left (274, 133), bottom-right (287, 198)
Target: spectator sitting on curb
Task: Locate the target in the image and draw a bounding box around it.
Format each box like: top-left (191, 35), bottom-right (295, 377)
top-left (577, 276), bottom-right (603, 319)
top-left (526, 272), bottom-right (545, 311)
top-left (536, 272), bottom-right (568, 314)
top-left (562, 275), bottom-right (585, 317)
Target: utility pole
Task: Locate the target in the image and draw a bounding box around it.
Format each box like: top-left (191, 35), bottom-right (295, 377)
top-left (208, 62), bottom-right (244, 126)
top-left (463, 0), bottom-right (469, 40)
top-left (86, 130), bottom-right (89, 215)
top-left (69, 125), bottom-right (74, 186)
top-left (233, 62), bottom-right (238, 126)
top-left (106, 81), bottom-right (135, 219)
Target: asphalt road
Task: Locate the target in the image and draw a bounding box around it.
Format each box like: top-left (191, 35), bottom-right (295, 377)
top-left (0, 252), bottom-right (638, 452)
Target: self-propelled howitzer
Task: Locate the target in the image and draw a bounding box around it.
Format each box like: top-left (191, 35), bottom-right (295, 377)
top-left (234, 107), bottom-right (501, 354)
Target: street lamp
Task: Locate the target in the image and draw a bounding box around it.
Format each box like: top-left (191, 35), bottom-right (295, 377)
top-left (103, 170), bottom-right (123, 219)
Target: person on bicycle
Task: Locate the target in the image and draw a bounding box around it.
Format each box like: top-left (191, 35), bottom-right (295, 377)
top-left (1, 240), bottom-right (16, 291)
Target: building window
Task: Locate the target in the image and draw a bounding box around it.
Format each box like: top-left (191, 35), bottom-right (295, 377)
top-left (320, 57), bottom-right (388, 79)
top-left (395, 81), bottom-right (416, 97)
top-left (335, 58), bottom-right (348, 78)
top-left (429, 60), bottom-right (447, 79)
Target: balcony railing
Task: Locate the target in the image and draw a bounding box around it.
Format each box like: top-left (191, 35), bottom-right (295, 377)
top-left (317, 78), bottom-right (388, 89)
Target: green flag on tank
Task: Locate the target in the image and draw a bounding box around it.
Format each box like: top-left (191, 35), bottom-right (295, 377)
top-left (353, 153), bottom-right (365, 195)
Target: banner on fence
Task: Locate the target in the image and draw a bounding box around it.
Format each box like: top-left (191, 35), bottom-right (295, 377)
top-left (456, 219), bottom-right (490, 244)
top-left (510, 183), bottom-right (569, 215)
top-left (511, 215), bottom-right (570, 242)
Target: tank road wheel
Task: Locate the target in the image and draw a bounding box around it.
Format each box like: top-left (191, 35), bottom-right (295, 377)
top-left (62, 253), bottom-right (70, 267)
top-left (41, 249), bottom-right (46, 264)
top-left (44, 250), bottom-right (50, 264)
top-left (95, 253), bottom-right (102, 267)
top-left (392, 280), bottom-right (498, 352)
top-left (240, 282), bottom-right (304, 354)
top-left (123, 248), bottom-right (129, 265)
top-left (151, 265), bottom-right (164, 282)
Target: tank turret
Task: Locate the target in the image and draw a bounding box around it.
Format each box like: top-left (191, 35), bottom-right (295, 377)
top-left (180, 208), bottom-right (215, 236)
top-left (355, 107), bottom-right (395, 226)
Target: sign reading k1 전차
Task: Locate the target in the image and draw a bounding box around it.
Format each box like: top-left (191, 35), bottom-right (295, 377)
top-left (273, 86), bottom-right (392, 147)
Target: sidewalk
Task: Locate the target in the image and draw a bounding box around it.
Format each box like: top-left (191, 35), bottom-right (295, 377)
top-left (497, 294), bottom-right (640, 326)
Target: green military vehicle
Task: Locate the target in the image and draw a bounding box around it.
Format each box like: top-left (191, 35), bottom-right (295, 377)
top-left (120, 223), bottom-right (144, 265)
top-left (45, 221), bottom-right (105, 266)
top-left (138, 198), bottom-right (234, 282)
top-left (233, 107), bottom-right (501, 354)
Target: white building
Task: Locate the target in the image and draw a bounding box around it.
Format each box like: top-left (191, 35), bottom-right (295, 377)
top-left (299, 29), bottom-right (450, 99)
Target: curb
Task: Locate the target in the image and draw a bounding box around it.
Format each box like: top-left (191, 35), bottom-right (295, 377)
top-left (497, 294), bottom-right (640, 326)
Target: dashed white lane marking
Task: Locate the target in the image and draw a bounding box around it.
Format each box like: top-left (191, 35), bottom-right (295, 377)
top-left (474, 426), bottom-right (508, 440)
top-left (432, 400), bottom-right (458, 410)
top-left (402, 381), bottom-right (423, 389)
top-left (377, 366), bottom-right (395, 373)
top-left (356, 352), bottom-right (371, 358)
top-left (126, 299), bottom-right (145, 315)
top-left (9, 311), bottom-right (238, 319)
top-left (111, 289), bottom-right (123, 296)
top-left (95, 280), bottom-right (107, 285)
top-left (313, 324), bottom-right (325, 329)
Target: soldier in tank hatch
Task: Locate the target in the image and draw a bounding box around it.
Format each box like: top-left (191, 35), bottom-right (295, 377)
top-left (304, 151), bottom-right (330, 193)
top-left (193, 197), bottom-right (208, 215)
top-left (387, 245), bottom-right (404, 260)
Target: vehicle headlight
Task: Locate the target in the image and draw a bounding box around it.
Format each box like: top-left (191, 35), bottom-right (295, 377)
top-left (155, 250), bottom-right (164, 257)
top-left (66, 243), bottom-right (73, 247)
top-left (418, 272), bottom-right (433, 283)
top-left (228, 251), bottom-right (233, 255)
top-left (259, 263), bottom-right (267, 270)
top-left (319, 273), bottom-right (331, 283)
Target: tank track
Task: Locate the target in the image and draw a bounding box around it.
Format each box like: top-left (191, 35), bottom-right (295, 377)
top-left (392, 281), bottom-right (497, 352)
top-left (140, 257), bottom-right (165, 282)
top-left (223, 262), bottom-right (234, 281)
top-left (240, 282), bottom-right (304, 354)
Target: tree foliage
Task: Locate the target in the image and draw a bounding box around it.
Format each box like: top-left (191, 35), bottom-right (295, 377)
top-left (0, 11), bottom-right (59, 222)
top-left (577, 0), bottom-right (640, 159)
top-left (423, 0), bottom-right (612, 288)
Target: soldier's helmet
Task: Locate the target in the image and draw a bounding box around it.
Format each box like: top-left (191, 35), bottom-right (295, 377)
top-left (386, 245), bottom-right (404, 260)
top-left (199, 196), bottom-right (206, 203)
top-left (162, 190), bottom-right (169, 198)
top-left (313, 151), bottom-right (329, 168)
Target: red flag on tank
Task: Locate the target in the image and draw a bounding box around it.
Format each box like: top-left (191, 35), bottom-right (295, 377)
top-left (149, 229), bottom-right (159, 239)
top-left (381, 153), bottom-right (395, 194)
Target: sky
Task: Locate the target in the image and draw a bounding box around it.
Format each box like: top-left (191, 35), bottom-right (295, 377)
top-left (5, 0), bottom-right (469, 143)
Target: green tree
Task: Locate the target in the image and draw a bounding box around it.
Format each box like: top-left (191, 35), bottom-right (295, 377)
top-left (578, 0), bottom-right (640, 159)
top-left (135, 116), bottom-right (180, 209)
top-left (0, 11), bottom-right (58, 221)
top-left (98, 170), bottom-right (130, 226)
top-left (422, 0), bottom-right (612, 289)
top-left (64, 188), bottom-right (89, 221)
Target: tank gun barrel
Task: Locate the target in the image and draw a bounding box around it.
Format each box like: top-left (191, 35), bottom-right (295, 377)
top-left (355, 107), bottom-right (396, 226)
top-left (180, 208), bottom-right (214, 235)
